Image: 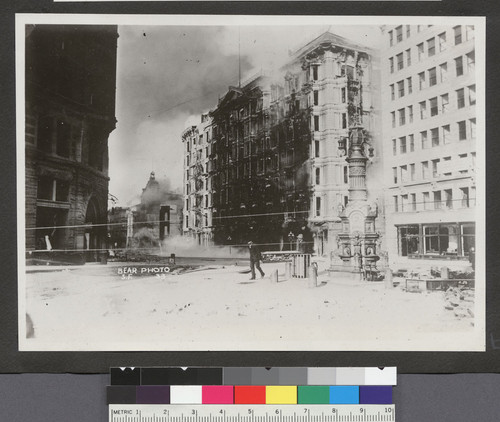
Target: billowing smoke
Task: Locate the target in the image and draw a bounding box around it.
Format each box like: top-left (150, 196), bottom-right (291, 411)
top-left (160, 235), bottom-right (248, 259)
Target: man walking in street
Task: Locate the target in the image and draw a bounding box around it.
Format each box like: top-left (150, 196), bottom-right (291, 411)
top-left (248, 241), bottom-right (265, 280)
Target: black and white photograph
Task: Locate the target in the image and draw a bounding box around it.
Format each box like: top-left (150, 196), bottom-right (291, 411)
top-left (17, 14), bottom-right (485, 351)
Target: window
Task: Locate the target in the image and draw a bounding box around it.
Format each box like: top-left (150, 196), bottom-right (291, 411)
top-left (467, 51), bottom-right (475, 73)
top-left (427, 38), bottom-right (436, 57)
top-left (316, 197), bottom-right (321, 217)
top-left (432, 159), bottom-right (440, 177)
top-left (418, 72), bottom-right (426, 90)
top-left (458, 120), bottom-right (467, 140)
top-left (396, 25), bottom-right (403, 43)
top-left (419, 101), bottom-right (427, 119)
top-left (391, 111), bottom-right (396, 128)
top-left (442, 156), bottom-right (452, 176)
top-left (444, 189), bottom-right (453, 209)
top-left (389, 57), bottom-right (394, 73)
top-left (431, 127), bottom-right (439, 147)
top-left (407, 77), bottom-right (413, 94)
top-left (406, 25), bottom-right (411, 38)
top-left (313, 90), bottom-right (319, 106)
top-left (410, 163), bottom-right (416, 181)
top-left (470, 118), bottom-right (476, 139)
top-left (399, 108), bottom-right (406, 126)
top-left (389, 30), bottom-right (394, 47)
top-left (430, 97), bottom-right (438, 117)
top-left (433, 191), bottom-right (442, 210)
top-left (314, 115), bottom-right (320, 131)
top-left (312, 65), bottom-right (318, 81)
top-left (409, 134), bottom-right (415, 152)
top-left (342, 113), bottom-right (347, 129)
top-left (397, 53), bottom-right (404, 70)
top-left (439, 62), bottom-right (448, 82)
top-left (462, 224), bottom-right (476, 256)
top-left (418, 43), bottom-right (424, 61)
top-left (315, 167), bottom-right (320, 185)
top-left (441, 94), bottom-right (449, 113)
top-left (428, 67), bottom-right (437, 86)
top-left (392, 139), bottom-right (397, 155)
top-left (457, 88), bottom-right (465, 109)
top-left (390, 84), bottom-right (395, 100)
top-left (397, 80), bottom-right (405, 98)
top-left (410, 193), bottom-right (417, 211)
top-left (460, 187), bottom-right (470, 208)
top-left (56, 119), bottom-right (70, 158)
top-left (421, 131), bottom-right (428, 149)
top-left (401, 194), bottom-right (408, 211)
top-left (398, 225), bottom-right (419, 256)
top-left (423, 192), bottom-right (430, 209)
top-left (394, 196), bottom-right (399, 212)
top-left (393, 167), bottom-right (398, 184)
top-left (466, 25), bottom-right (475, 41)
top-left (454, 25), bottom-right (462, 45)
top-left (408, 105), bottom-right (414, 123)
top-left (343, 166), bottom-right (349, 184)
top-left (37, 116), bottom-right (52, 152)
top-left (400, 136), bottom-right (407, 154)
top-left (37, 178), bottom-right (69, 202)
top-left (341, 87), bottom-right (346, 103)
top-left (468, 85), bottom-right (476, 105)
top-left (422, 161), bottom-right (429, 179)
top-left (406, 49), bottom-right (412, 66)
top-left (455, 56), bottom-right (464, 76)
top-left (401, 165), bottom-right (408, 183)
top-left (442, 125), bottom-right (451, 144)
top-left (438, 32), bottom-right (447, 51)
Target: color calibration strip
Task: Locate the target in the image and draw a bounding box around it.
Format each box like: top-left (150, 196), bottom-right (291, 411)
top-left (108, 384), bottom-right (392, 405)
top-left (108, 367), bottom-right (395, 405)
top-left (110, 367), bottom-right (397, 386)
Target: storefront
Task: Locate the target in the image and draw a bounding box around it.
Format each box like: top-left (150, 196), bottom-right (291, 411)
top-left (397, 222), bottom-right (475, 259)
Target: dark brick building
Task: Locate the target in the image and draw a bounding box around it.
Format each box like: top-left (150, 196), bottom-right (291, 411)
top-left (25, 25), bottom-right (118, 261)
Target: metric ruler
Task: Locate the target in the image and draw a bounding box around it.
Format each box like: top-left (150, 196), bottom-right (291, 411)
top-left (109, 404), bottom-right (395, 422)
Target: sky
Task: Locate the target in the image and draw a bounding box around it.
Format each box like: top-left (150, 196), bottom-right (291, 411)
top-left (108, 24), bottom-right (382, 207)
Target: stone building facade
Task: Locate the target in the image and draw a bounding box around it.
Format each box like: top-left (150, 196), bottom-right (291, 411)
top-left (382, 24), bottom-right (477, 270)
top-left (181, 113), bottom-right (214, 246)
top-left (25, 25), bottom-right (118, 261)
top-left (182, 32), bottom-right (382, 257)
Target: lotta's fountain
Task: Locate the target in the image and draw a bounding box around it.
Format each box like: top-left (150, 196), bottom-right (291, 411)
top-left (330, 122), bottom-right (380, 281)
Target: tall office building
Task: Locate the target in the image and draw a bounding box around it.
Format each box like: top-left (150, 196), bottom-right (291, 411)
top-left (381, 24), bottom-right (477, 269)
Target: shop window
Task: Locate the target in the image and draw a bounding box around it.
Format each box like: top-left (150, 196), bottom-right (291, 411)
top-left (398, 225), bottom-right (420, 256)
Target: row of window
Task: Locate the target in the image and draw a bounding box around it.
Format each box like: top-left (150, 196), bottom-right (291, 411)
top-left (393, 187), bottom-right (475, 213)
top-left (314, 166), bottom-right (349, 186)
top-left (313, 113), bottom-right (348, 132)
top-left (392, 152), bottom-right (475, 184)
top-left (389, 52), bottom-right (475, 102)
top-left (396, 222), bottom-right (475, 258)
top-left (388, 25), bottom-right (474, 73)
top-left (391, 118), bottom-right (476, 157)
top-left (390, 85), bottom-right (476, 128)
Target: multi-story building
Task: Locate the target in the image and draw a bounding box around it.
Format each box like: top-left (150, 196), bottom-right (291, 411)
top-left (25, 25), bottom-right (118, 262)
top-left (181, 113), bottom-right (214, 246)
top-left (182, 32), bottom-right (382, 257)
top-left (382, 24), bottom-right (477, 269)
